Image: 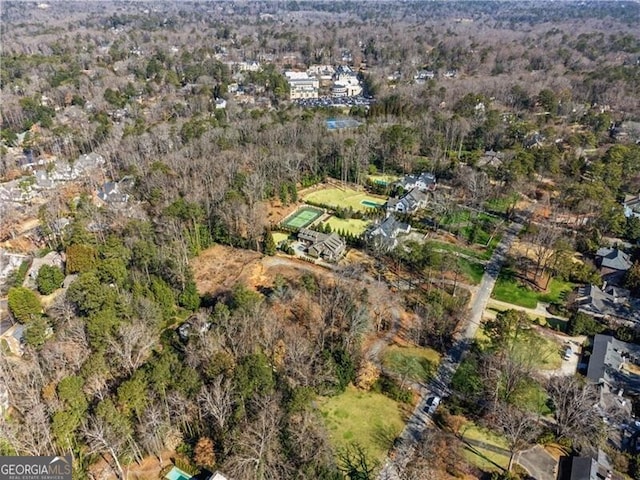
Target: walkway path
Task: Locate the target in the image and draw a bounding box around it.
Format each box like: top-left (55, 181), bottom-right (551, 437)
top-left (486, 298), bottom-right (567, 321)
top-left (379, 219), bottom-right (526, 479)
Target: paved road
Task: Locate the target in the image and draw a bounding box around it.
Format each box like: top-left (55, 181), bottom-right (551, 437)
top-left (379, 220), bottom-right (525, 480)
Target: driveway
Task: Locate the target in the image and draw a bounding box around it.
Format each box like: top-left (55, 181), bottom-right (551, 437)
top-left (539, 335), bottom-right (585, 379)
top-left (515, 445), bottom-right (558, 480)
top-left (379, 219), bottom-right (526, 480)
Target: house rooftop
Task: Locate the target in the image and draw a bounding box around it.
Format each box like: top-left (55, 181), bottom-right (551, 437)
top-left (596, 248), bottom-right (632, 271)
top-left (587, 334), bottom-right (640, 394)
top-left (569, 456), bottom-right (596, 480)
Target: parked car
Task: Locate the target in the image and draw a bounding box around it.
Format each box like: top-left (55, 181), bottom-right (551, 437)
top-left (425, 396), bottom-right (441, 414)
top-left (564, 346), bottom-right (573, 360)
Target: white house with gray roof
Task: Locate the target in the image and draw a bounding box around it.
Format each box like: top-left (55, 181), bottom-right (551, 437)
top-left (397, 172), bottom-right (436, 192)
top-left (366, 215), bottom-right (411, 251)
top-left (386, 188), bottom-right (428, 214)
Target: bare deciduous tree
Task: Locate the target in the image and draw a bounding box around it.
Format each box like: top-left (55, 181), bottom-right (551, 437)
top-left (198, 375), bottom-right (234, 433)
top-left (82, 415), bottom-right (127, 480)
top-left (490, 402), bottom-right (540, 472)
top-left (546, 376), bottom-right (603, 453)
top-left (108, 321), bottom-right (158, 376)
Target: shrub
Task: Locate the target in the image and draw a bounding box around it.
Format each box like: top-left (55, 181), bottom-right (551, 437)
top-left (65, 244), bottom-right (97, 274)
top-left (7, 287), bottom-right (42, 322)
top-left (36, 264), bottom-right (65, 295)
top-left (567, 311), bottom-right (604, 336)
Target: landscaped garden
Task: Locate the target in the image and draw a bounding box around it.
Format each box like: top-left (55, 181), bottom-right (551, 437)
top-left (318, 385), bottom-right (407, 467)
top-left (323, 216), bottom-right (371, 236)
top-left (303, 187), bottom-right (386, 213)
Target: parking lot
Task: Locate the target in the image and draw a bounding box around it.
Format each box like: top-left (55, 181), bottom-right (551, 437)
top-left (295, 95), bottom-right (374, 109)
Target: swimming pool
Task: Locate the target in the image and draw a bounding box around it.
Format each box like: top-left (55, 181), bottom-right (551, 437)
top-left (165, 466), bottom-right (192, 480)
top-left (361, 200), bottom-right (382, 208)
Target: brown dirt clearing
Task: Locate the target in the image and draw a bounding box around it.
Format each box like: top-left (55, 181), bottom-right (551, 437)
top-left (191, 245), bottom-right (263, 296)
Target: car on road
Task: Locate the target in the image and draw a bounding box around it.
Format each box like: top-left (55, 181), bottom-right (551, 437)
top-left (425, 396), bottom-right (441, 414)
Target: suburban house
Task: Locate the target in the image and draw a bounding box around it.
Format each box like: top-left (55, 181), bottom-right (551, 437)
top-left (587, 334), bottom-right (640, 396)
top-left (0, 249), bottom-right (29, 285)
top-left (386, 188), bottom-right (429, 214)
top-left (560, 452), bottom-right (619, 480)
top-left (285, 71), bottom-right (319, 100)
top-left (610, 121), bottom-right (640, 144)
top-left (366, 215), bottom-right (411, 251)
top-left (164, 466), bottom-right (228, 480)
top-left (477, 150), bottom-right (505, 169)
top-left (575, 284), bottom-right (640, 325)
top-left (97, 177), bottom-right (134, 205)
top-left (623, 195), bottom-right (640, 219)
top-left (414, 69), bottom-right (435, 84)
top-left (397, 172), bottom-right (437, 192)
top-left (0, 302), bottom-right (26, 357)
top-left (298, 228), bottom-right (346, 262)
top-left (595, 247), bottom-right (632, 286)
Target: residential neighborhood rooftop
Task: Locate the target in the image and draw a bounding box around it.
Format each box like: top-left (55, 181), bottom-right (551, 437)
top-left (587, 334), bottom-right (640, 394)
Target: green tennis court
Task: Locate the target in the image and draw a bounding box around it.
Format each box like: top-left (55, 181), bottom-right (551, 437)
top-left (282, 207), bottom-right (324, 229)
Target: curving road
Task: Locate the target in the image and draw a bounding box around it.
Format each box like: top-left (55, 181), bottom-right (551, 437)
top-left (379, 219), bottom-right (526, 479)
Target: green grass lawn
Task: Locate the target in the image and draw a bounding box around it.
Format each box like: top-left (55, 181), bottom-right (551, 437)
top-left (323, 216), bottom-right (371, 236)
top-left (272, 232), bottom-right (291, 244)
top-left (457, 258), bottom-right (485, 285)
top-left (485, 194), bottom-right (519, 215)
top-left (515, 381), bottom-right (553, 415)
top-left (441, 208), bottom-right (471, 226)
top-left (318, 385), bottom-right (406, 467)
top-left (382, 345), bottom-right (440, 383)
top-left (460, 422), bottom-right (510, 472)
top-left (491, 275), bottom-right (574, 309)
top-left (477, 317), bottom-right (562, 371)
top-left (426, 239), bottom-right (492, 261)
top-left (511, 328), bottom-right (562, 370)
top-left (303, 187), bottom-right (387, 212)
top-left (368, 174), bottom-right (400, 185)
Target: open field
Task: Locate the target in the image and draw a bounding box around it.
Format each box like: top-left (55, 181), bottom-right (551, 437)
top-left (281, 206), bottom-right (324, 229)
top-left (324, 216), bottom-right (370, 236)
top-left (318, 385), bottom-right (407, 467)
top-left (303, 186), bottom-right (386, 212)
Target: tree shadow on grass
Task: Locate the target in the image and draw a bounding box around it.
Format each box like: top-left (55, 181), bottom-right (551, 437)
top-left (372, 421), bottom-right (398, 450)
